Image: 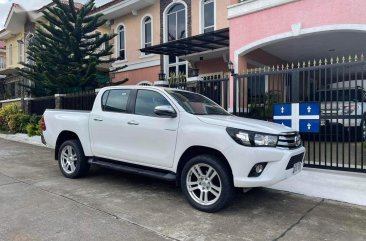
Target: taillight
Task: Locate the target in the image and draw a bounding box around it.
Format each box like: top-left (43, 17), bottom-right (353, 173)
top-left (41, 115), bottom-right (46, 131)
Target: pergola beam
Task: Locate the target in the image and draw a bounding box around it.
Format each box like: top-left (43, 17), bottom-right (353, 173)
top-left (140, 28), bottom-right (229, 57)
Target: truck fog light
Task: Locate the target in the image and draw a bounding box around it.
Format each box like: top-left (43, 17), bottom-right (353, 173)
top-left (255, 164), bottom-right (264, 174)
top-left (248, 162), bottom-right (267, 177)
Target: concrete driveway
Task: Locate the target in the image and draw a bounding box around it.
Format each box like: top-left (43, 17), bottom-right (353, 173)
top-left (0, 138), bottom-right (365, 241)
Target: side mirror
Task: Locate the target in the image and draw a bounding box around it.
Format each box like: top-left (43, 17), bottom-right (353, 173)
top-left (154, 105), bottom-right (177, 118)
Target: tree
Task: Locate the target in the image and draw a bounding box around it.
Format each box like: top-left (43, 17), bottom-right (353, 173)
top-left (18, 0), bottom-right (119, 96)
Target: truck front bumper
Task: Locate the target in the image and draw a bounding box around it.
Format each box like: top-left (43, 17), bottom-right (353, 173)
top-left (225, 145), bottom-right (306, 188)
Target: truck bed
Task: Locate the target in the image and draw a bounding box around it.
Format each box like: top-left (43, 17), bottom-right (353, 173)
top-left (42, 109), bottom-right (91, 153)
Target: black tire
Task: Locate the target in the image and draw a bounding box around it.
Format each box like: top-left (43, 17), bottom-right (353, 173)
top-left (180, 154), bottom-right (235, 213)
top-left (58, 140), bottom-right (90, 178)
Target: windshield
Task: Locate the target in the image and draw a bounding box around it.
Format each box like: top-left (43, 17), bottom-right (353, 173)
top-left (166, 90), bottom-right (230, 115)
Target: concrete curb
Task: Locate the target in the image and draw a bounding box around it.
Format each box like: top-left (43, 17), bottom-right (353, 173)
top-left (0, 133), bottom-right (52, 149)
top-left (269, 167), bottom-right (366, 207)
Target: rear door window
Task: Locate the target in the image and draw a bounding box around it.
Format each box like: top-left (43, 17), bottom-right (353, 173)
top-left (102, 89), bottom-right (131, 112)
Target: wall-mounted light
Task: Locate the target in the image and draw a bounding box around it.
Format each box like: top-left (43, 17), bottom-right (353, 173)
top-left (228, 60), bottom-right (235, 76)
top-left (158, 72), bottom-right (166, 81)
top-left (191, 68), bottom-right (199, 77)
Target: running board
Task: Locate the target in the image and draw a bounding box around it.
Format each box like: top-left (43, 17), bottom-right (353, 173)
top-left (89, 158), bottom-right (176, 181)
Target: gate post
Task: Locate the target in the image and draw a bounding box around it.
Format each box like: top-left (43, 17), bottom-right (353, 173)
top-left (54, 94), bottom-right (66, 109)
top-left (291, 71), bottom-right (300, 102)
top-left (22, 98), bottom-right (33, 115)
top-left (223, 80), bottom-right (228, 110)
top-left (233, 75), bottom-right (237, 115)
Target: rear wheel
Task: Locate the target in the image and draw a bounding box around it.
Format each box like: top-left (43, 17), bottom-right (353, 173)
top-left (181, 155), bottom-right (234, 213)
top-left (58, 140), bottom-right (90, 178)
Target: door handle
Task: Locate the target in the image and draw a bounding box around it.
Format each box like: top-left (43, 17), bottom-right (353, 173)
top-left (93, 117), bottom-right (103, 122)
top-left (127, 120), bottom-right (139, 125)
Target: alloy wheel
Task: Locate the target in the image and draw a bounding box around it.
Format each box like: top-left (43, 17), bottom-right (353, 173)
top-left (186, 163), bottom-right (222, 206)
top-left (60, 145), bottom-right (78, 174)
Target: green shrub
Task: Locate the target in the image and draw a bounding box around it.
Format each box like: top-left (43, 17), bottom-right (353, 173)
top-left (26, 115), bottom-right (42, 137)
top-left (26, 122), bottom-right (42, 137)
top-left (29, 115), bottom-right (41, 125)
top-left (7, 114), bottom-right (31, 133)
top-left (0, 104), bottom-right (21, 131)
top-left (0, 104), bottom-right (42, 136)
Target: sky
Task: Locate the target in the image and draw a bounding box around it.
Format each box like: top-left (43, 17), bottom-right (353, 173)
top-left (0, 0), bottom-right (111, 30)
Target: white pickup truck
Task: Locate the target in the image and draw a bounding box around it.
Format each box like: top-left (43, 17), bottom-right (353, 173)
top-left (42, 86), bottom-right (305, 212)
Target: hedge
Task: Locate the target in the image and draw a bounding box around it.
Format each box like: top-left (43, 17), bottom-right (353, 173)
top-left (0, 104), bottom-right (42, 136)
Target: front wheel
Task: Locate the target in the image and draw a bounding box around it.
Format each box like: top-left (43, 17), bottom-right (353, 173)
top-left (181, 155), bottom-right (234, 213)
top-left (58, 140), bottom-right (90, 178)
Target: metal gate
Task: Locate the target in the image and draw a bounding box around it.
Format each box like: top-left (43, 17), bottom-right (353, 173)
top-left (174, 78), bottom-right (229, 110)
top-left (233, 56), bottom-right (366, 173)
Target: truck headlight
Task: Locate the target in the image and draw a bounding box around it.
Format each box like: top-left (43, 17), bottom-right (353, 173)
top-left (226, 127), bottom-right (278, 147)
top-left (254, 134), bottom-right (278, 146)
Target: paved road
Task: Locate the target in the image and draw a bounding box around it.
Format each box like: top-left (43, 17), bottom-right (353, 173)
top-left (0, 138), bottom-right (365, 241)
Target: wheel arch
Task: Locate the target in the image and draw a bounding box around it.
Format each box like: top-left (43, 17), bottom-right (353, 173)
top-left (55, 131), bottom-right (82, 160)
top-left (176, 146), bottom-right (233, 186)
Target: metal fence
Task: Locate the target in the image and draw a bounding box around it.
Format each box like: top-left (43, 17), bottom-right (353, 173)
top-left (173, 78), bottom-right (229, 110)
top-left (62, 90), bottom-right (96, 111)
top-left (233, 56), bottom-right (366, 173)
top-left (30, 96), bottom-right (56, 115)
top-left (25, 91), bottom-right (96, 115)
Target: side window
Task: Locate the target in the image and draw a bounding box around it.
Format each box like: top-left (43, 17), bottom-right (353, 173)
top-left (102, 89), bottom-right (130, 112)
top-left (135, 90), bottom-right (171, 117)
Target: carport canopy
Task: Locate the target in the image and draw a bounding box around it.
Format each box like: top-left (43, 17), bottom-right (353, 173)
top-left (253, 31), bottom-right (366, 62)
top-left (140, 28), bottom-right (229, 57)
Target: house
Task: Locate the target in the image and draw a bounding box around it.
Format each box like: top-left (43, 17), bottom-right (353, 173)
top-left (93, 0), bottom-right (231, 86)
top-left (0, 1), bottom-right (110, 102)
top-left (0, 3), bottom-right (60, 101)
top-left (0, 4), bottom-right (31, 101)
top-left (0, 0), bottom-right (232, 94)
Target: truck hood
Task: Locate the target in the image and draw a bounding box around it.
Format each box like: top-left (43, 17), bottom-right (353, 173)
top-left (197, 115), bottom-right (295, 134)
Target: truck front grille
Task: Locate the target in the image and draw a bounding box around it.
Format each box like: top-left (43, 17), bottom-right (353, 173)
top-left (277, 132), bottom-right (302, 149)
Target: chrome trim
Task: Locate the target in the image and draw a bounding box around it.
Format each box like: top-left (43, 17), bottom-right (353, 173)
top-left (277, 132), bottom-right (302, 149)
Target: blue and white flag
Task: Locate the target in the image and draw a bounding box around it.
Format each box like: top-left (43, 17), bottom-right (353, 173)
top-left (273, 103), bottom-right (320, 133)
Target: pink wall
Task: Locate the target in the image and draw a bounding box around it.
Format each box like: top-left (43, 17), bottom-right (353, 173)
top-left (112, 66), bottom-right (160, 85)
top-left (245, 49), bottom-right (286, 69)
top-left (230, 0), bottom-right (366, 62)
top-left (195, 58), bottom-right (228, 75)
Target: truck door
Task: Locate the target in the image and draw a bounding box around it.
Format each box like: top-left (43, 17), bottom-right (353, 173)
top-left (122, 89), bottom-right (179, 168)
top-left (89, 89), bottom-right (133, 160)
